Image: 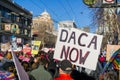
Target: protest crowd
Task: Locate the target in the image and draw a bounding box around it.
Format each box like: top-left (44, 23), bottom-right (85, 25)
top-left (0, 28), bottom-right (120, 80)
top-left (0, 46), bottom-right (119, 80)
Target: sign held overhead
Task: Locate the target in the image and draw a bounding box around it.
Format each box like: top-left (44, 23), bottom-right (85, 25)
top-left (54, 28), bottom-right (103, 70)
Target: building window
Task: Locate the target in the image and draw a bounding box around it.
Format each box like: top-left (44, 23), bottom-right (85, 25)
top-left (1, 7), bottom-right (11, 19)
top-left (20, 28), bottom-right (24, 34)
top-left (1, 35), bottom-right (10, 43)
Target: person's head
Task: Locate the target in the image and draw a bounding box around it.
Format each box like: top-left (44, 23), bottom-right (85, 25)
top-left (48, 50), bottom-right (54, 61)
top-left (103, 70), bottom-right (118, 80)
top-left (21, 61), bottom-right (30, 72)
top-left (25, 44), bottom-right (29, 47)
top-left (5, 52), bottom-right (12, 60)
top-left (39, 54), bottom-right (49, 68)
top-left (70, 69), bottom-right (81, 80)
top-left (26, 52), bottom-right (31, 58)
top-left (34, 56), bottom-right (40, 63)
top-left (59, 59), bottom-right (73, 74)
top-left (2, 62), bottom-right (15, 73)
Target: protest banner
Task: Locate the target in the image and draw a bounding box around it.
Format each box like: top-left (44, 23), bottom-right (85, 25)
top-left (31, 41), bottom-right (41, 55)
top-left (4, 23), bottom-right (11, 31)
top-left (11, 35), bottom-right (17, 51)
top-left (102, 48), bottom-right (120, 73)
top-left (106, 44), bottom-right (120, 61)
top-left (54, 27), bottom-right (103, 70)
top-left (22, 44), bottom-right (31, 54)
top-left (1, 42), bottom-right (10, 52)
top-left (11, 48), bottom-right (29, 80)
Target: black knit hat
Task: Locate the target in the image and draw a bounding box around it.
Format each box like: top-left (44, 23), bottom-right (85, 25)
top-left (59, 59), bottom-right (72, 72)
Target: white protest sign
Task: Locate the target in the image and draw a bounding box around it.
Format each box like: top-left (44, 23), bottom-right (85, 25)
top-left (11, 35), bottom-right (17, 50)
top-left (54, 28), bottom-right (103, 70)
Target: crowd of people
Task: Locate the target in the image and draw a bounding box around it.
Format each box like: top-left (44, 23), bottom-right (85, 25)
top-left (0, 47), bottom-right (119, 80)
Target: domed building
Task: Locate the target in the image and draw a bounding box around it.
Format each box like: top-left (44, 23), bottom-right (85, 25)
top-left (33, 10), bottom-right (54, 32)
top-left (32, 10), bottom-right (57, 48)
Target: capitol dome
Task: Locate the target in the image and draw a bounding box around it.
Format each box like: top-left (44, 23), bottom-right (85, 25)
top-left (39, 10), bottom-right (51, 20)
top-left (41, 10), bottom-right (50, 16)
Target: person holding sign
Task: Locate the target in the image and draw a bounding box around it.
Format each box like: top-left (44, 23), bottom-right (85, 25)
top-left (30, 54), bottom-right (52, 80)
top-left (54, 59), bottom-right (73, 80)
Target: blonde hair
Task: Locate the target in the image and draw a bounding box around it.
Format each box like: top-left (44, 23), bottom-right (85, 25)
top-left (6, 52), bottom-right (12, 59)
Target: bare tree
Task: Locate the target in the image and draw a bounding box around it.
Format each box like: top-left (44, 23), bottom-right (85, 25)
top-left (92, 6), bottom-right (120, 48)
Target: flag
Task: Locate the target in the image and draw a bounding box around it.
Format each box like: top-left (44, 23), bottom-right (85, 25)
top-left (102, 48), bottom-right (120, 73)
top-left (11, 50), bottom-right (29, 80)
top-left (112, 52), bottom-right (120, 70)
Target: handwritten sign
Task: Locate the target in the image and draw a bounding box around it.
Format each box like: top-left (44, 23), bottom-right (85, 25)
top-left (54, 28), bottom-right (103, 70)
top-left (106, 44), bottom-right (120, 61)
top-left (23, 44), bottom-right (31, 54)
top-left (31, 41), bottom-right (41, 55)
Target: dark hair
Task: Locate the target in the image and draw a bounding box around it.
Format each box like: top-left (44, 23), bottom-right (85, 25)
top-left (2, 62), bottom-right (15, 72)
top-left (21, 61), bottom-right (31, 72)
top-left (59, 60), bottom-right (72, 73)
top-left (70, 69), bottom-right (81, 80)
top-left (48, 51), bottom-right (54, 61)
top-left (71, 70), bottom-right (95, 80)
top-left (39, 55), bottom-right (49, 65)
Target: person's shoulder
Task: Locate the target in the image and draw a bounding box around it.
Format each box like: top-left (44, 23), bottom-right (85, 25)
top-left (54, 77), bottom-right (61, 80)
top-left (30, 68), bottom-right (38, 74)
top-left (54, 76), bottom-right (73, 80)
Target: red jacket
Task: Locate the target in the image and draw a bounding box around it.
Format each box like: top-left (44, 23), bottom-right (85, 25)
top-left (54, 74), bottom-right (73, 80)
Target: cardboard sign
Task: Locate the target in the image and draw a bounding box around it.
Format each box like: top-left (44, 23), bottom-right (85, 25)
top-left (16, 38), bottom-right (22, 44)
top-left (23, 45), bottom-right (31, 54)
top-left (106, 44), bottom-right (120, 61)
top-left (102, 49), bottom-right (120, 73)
top-left (54, 28), bottom-right (103, 70)
top-left (11, 24), bottom-right (19, 34)
top-left (11, 35), bottom-right (17, 51)
top-left (31, 41), bottom-right (41, 55)
top-left (1, 42), bottom-right (10, 52)
top-left (5, 24), bottom-right (11, 31)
